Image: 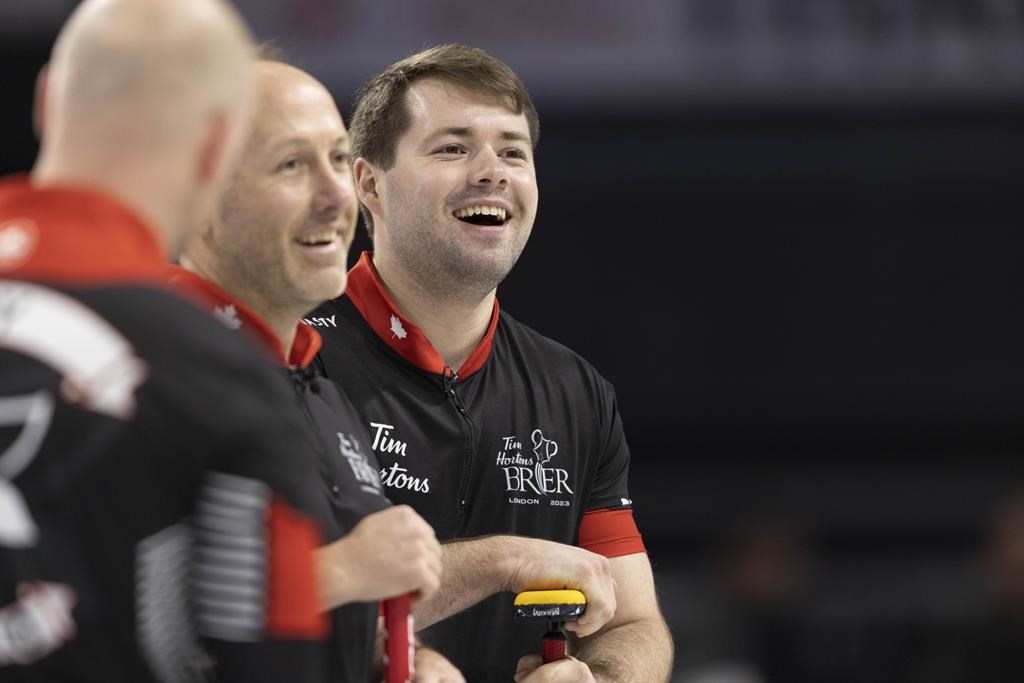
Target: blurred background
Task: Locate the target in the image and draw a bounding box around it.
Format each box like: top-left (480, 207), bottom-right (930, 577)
top-left (4, 1), bottom-right (1024, 680)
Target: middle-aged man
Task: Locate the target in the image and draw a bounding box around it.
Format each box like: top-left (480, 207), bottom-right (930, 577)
top-left (0, 1), bottom-right (332, 681)
top-left (175, 59), bottom-right (461, 682)
top-left (312, 44), bottom-right (674, 682)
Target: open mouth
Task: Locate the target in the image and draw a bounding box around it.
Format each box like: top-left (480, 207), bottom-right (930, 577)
top-left (453, 205), bottom-right (511, 227)
top-left (296, 230), bottom-right (338, 247)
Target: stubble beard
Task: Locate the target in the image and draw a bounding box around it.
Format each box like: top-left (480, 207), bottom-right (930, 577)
top-left (392, 216), bottom-right (529, 306)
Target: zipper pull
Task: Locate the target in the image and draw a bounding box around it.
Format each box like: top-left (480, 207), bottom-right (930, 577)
top-left (442, 365), bottom-right (458, 393)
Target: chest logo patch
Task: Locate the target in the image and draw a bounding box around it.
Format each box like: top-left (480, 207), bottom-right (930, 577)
top-left (497, 428), bottom-right (573, 507)
top-left (369, 421), bottom-right (430, 494)
top-left (338, 432), bottom-right (383, 495)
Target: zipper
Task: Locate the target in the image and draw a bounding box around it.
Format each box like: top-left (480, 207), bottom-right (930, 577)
top-left (442, 365), bottom-right (476, 516)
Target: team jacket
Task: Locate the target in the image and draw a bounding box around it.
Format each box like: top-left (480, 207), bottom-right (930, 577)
top-left (0, 177), bottom-right (328, 682)
top-left (171, 268), bottom-right (391, 683)
top-left (312, 251), bottom-right (646, 681)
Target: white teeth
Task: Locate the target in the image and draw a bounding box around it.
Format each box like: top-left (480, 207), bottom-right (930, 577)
top-left (297, 231), bottom-right (336, 245)
top-left (454, 205), bottom-right (508, 221)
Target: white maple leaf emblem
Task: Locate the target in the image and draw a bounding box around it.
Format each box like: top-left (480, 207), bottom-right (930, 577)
top-left (0, 221), bottom-right (36, 268)
top-left (213, 304), bottom-right (242, 330)
top-left (389, 315), bottom-right (407, 339)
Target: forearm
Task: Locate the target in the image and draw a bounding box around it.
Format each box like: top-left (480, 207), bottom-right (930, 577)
top-left (412, 535), bottom-right (512, 629)
top-left (573, 615), bottom-right (674, 683)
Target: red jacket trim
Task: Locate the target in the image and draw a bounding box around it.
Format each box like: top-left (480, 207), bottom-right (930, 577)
top-left (343, 251), bottom-right (499, 379)
top-left (578, 509), bottom-right (647, 558)
top-left (265, 496), bottom-right (329, 638)
top-left (168, 266), bottom-right (321, 368)
top-left (0, 176), bottom-right (167, 284)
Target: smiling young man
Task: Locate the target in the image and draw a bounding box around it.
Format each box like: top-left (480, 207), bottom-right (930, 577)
top-left (311, 45), bottom-right (674, 682)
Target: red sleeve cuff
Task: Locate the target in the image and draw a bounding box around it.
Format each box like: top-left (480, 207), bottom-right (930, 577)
top-left (578, 508), bottom-right (646, 558)
top-left (266, 496), bottom-right (329, 638)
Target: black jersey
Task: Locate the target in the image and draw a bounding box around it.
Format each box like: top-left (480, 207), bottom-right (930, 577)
top-left (0, 178), bottom-right (329, 682)
top-left (171, 268), bottom-right (391, 683)
top-left (312, 252), bottom-right (646, 682)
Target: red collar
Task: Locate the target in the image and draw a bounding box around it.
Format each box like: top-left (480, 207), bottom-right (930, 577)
top-left (344, 251), bottom-right (498, 378)
top-left (169, 266), bottom-right (322, 368)
top-left (0, 175), bottom-right (167, 284)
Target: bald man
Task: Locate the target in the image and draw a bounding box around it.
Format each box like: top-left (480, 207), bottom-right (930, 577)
top-left (175, 59), bottom-right (456, 683)
top-left (0, 1), bottom-right (332, 681)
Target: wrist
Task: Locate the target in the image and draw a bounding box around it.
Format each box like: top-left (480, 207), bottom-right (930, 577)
top-left (493, 535), bottom-right (532, 594)
top-left (316, 538), bottom-right (355, 609)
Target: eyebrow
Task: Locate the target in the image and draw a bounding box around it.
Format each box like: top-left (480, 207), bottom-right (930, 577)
top-left (424, 127), bottom-right (530, 145)
top-left (269, 135), bottom-right (350, 153)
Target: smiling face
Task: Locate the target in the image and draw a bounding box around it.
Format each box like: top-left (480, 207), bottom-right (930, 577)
top-left (360, 78), bottom-right (539, 300)
top-left (208, 62), bottom-right (357, 318)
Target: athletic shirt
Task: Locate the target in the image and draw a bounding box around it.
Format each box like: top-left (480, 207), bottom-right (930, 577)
top-left (312, 251), bottom-right (646, 682)
top-left (0, 177), bottom-right (328, 682)
top-left (170, 267), bottom-right (391, 683)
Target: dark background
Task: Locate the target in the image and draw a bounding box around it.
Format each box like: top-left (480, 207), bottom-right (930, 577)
top-left (4, 1), bottom-right (1024, 680)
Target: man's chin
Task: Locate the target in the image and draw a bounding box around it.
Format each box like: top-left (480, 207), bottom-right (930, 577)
top-left (304, 273), bottom-right (347, 305)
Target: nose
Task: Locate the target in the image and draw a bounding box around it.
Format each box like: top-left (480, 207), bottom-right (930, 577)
top-left (468, 146), bottom-right (509, 188)
top-left (312, 162), bottom-right (354, 215)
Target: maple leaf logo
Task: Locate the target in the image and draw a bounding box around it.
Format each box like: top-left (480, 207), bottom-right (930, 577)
top-left (389, 315), bottom-right (407, 340)
top-left (0, 220), bottom-right (38, 269)
top-left (213, 304), bottom-right (242, 330)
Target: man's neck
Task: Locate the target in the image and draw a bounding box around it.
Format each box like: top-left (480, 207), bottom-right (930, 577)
top-left (179, 255), bottom-right (299, 364)
top-left (373, 254), bottom-right (494, 372)
top-left (32, 160), bottom-right (177, 258)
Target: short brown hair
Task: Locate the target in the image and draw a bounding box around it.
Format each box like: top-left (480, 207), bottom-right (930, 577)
top-left (349, 44), bottom-right (539, 238)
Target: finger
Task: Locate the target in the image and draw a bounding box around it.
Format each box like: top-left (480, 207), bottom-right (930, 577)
top-left (515, 654), bottom-right (543, 681)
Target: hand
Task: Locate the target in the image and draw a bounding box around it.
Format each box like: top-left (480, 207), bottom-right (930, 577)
top-left (0, 581), bottom-right (77, 665)
top-left (514, 655), bottom-right (596, 682)
top-left (317, 505), bottom-right (441, 609)
top-left (413, 646), bottom-right (465, 682)
top-left (504, 537), bottom-right (616, 637)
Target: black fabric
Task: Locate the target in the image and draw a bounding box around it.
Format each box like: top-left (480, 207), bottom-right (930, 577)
top-left (284, 364), bottom-right (391, 683)
top-left (0, 283), bottom-right (329, 682)
top-left (312, 294), bottom-right (635, 682)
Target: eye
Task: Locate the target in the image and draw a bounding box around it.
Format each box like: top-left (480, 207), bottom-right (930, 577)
top-left (502, 148), bottom-right (528, 160)
top-left (331, 151), bottom-right (350, 166)
top-left (278, 157), bottom-right (301, 173)
top-left (434, 144), bottom-right (466, 155)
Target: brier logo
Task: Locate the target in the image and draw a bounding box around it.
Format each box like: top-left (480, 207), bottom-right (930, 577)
top-left (496, 428), bottom-right (573, 502)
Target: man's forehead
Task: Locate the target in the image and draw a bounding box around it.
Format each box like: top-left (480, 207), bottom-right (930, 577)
top-left (403, 78), bottom-right (529, 136)
top-left (251, 80), bottom-right (347, 150)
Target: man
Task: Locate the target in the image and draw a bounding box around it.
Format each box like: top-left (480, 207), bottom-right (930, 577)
top-left (313, 44), bottom-right (674, 681)
top-left (175, 59), bottom-right (458, 682)
top-left (0, 1), bottom-right (331, 680)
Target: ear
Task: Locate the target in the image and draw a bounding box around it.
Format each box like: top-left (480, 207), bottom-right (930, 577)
top-left (353, 157), bottom-right (383, 217)
top-left (33, 65), bottom-right (49, 141)
top-left (196, 112), bottom-right (232, 187)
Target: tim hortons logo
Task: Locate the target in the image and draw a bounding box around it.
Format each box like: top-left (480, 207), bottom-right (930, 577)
top-left (497, 429), bottom-right (573, 505)
top-left (369, 421), bottom-right (430, 494)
